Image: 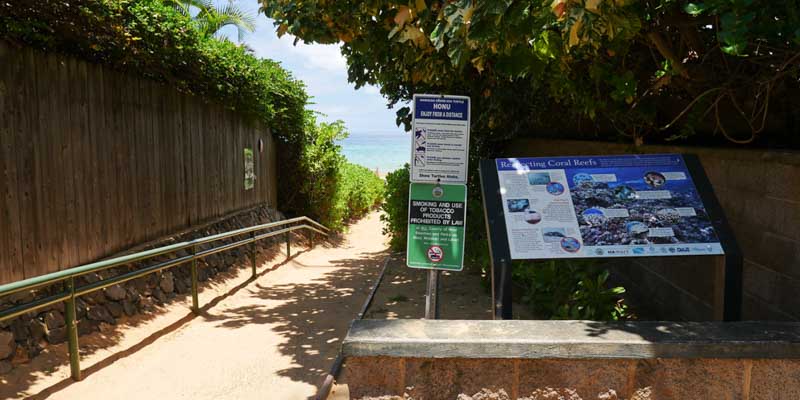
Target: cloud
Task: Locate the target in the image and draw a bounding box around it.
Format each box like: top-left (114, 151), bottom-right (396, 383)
top-left (289, 41), bottom-right (347, 72)
top-left (363, 85), bottom-right (381, 95)
top-left (213, 2), bottom-right (406, 135)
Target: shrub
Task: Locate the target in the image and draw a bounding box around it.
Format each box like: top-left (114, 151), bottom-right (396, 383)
top-left (0, 0), bottom-right (307, 143)
top-left (380, 165), bottom-right (410, 250)
top-left (0, 0), bottom-right (311, 218)
top-left (514, 260), bottom-right (630, 321)
top-left (334, 162), bottom-right (384, 224)
top-left (296, 112), bottom-right (384, 231)
top-left (380, 165), bottom-right (629, 321)
top-left (0, 0), bottom-right (387, 230)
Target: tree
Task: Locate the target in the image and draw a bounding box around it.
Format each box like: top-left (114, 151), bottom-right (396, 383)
top-left (173, 0), bottom-right (256, 41)
top-left (261, 0), bottom-right (800, 148)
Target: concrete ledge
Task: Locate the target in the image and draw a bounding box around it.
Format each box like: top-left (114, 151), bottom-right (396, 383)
top-left (343, 319), bottom-right (800, 359)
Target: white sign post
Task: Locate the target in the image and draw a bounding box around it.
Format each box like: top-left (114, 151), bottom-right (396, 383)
top-left (410, 94), bottom-right (470, 184)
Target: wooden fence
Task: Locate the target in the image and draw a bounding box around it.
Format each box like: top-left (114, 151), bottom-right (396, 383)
top-left (0, 41), bottom-right (278, 284)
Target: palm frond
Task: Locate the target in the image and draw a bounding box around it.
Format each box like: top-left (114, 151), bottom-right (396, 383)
top-left (218, 3), bottom-right (257, 41)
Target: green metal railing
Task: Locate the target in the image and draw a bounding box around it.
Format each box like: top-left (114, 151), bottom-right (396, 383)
top-left (0, 216), bottom-right (328, 381)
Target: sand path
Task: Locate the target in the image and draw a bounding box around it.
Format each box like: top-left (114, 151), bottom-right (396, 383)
top-left (3, 212), bottom-right (388, 400)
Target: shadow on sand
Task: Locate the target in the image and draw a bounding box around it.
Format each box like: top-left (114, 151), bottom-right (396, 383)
top-left (1, 230), bottom-right (345, 400)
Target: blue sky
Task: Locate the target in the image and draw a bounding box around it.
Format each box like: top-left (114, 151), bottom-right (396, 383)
top-left (214, 0), bottom-right (406, 137)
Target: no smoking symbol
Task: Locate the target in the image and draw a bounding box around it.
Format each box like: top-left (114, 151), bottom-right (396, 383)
top-left (427, 246), bottom-right (444, 262)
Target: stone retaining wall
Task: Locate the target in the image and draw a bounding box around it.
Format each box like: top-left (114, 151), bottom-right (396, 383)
top-left (341, 320), bottom-right (800, 400)
top-left (0, 204), bottom-right (285, 374)
top-left (347, 357), bottom-right (799, 400)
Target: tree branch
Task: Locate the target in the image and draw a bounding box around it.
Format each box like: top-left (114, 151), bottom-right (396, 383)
top-left (647, 31), bottom-right (690, 79)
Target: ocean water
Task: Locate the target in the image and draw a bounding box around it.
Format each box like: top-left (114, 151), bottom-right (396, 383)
top-left (338, 133), bottom-right (410, 174)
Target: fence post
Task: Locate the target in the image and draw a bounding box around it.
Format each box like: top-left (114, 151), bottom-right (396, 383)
top-left (286, 232), bottom-right (291, 259)
top-left (191, 245), bottom-right (199, 313)
top-left (251, 231), bottom-right (257, 279)
top-left (65, 277), bottom-right (81, 381)
top-left (309, 231), bottom-right (314, 249)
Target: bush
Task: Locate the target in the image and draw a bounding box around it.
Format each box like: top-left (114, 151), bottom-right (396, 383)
top-left (0, 0), bottom-right (313, 218)
top-left (514, 260), bottom-right (630, 321)
top-left (380, 165), bottom-right (629, 321)
top-left (334, 162), bottom-right (384, 225)
top-left (296, 112), bottom-right (384, 231)
top-left (380, 165), bottom-right (410, 250)
top-left (0, 0), bottom-right (307, 143)
top-left (0, 0), bottom-right (386, 230)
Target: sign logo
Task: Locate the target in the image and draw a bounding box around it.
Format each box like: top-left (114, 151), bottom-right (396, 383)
top-left (432, 186), bottom-right (444, 198)
top-left (427, 246), bottom-right (444, 262)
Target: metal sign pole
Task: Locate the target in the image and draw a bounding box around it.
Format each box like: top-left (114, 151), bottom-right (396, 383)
top-left (479, 160), bottom-right (514, 319)
top-left (683, 154), bottom-right (743, 321)
top-left (425, 270), bottom-right (440, 319)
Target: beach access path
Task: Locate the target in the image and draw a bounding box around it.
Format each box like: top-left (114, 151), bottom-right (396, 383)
top-left (2, 212), bottom-right (389, 400)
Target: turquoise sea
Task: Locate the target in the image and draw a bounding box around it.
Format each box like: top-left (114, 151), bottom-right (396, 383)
top-left (338, 132), bottom-right (410, 175)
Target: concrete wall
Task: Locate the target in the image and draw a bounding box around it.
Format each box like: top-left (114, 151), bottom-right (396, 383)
top-left (341, 320), bottom-right (800, 400)
top-left (345, 356), bottom-right (800, 399)
top-left (504, 139), bottom-right (800, 321)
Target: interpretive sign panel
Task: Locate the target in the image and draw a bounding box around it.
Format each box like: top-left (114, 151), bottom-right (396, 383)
top-left (495, 154), bottom-right (724, 260)
top-left (410, 94), bottom-right (470, 183)
top-left (407, 183), bottom-right (467, 271)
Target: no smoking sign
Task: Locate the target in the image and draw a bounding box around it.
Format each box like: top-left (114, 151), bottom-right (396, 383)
top-left (427, 246), bottom-right (444, 262)
top-left (406, 183), bottom-right (466, 271)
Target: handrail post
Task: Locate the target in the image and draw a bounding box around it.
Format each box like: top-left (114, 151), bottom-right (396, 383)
top-left (286, 232), bottom-right (291, 259)
top-left (250, 231), bottom-right (257, 279)
top-left (65, 277), bottom-right (81, 381)
top-left (190, 244), bottom-right (199, 313)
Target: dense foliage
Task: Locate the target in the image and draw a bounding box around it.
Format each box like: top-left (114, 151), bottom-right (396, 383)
top-left (170, 0), bottom-right (257, 41)
top-left (299, 113), bottom-right (384, 230)
top-left (263, 0), bottom-right (799, 148)
top-left (335, 162), bottom-right (385, 225)
top-left (381, 165), bottom-right (411, 250)
top-left (514, 260), bottom-right (629, 320)
top-left (0, 0), bottom-right (312, 223)
top-left (262, 0), bottom-right (799, 319)
top-left (380, 164), bottom-right (628, 320)
top-left (1, 0), bottom-right (307, 144)
top-left (0, 0), bottom-right (384, 229)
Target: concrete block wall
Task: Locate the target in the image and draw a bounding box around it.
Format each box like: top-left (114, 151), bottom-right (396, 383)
top-left (341, 320), bottom-right (800, 400)
top-left (505, 139), bottom-right (800, 321)
top-left (345, 356), bottom-right (800, 399)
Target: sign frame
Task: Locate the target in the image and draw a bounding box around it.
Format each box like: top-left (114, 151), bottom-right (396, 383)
top-left (406, 182), bottom-right (467, 272)
top-left (409, 94), bottom-right (471, 184)
top-left (478, 154), bottom-right (742, 321)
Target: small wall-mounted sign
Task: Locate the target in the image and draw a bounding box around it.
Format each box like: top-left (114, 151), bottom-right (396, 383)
top-left (244, 147), bottom-right (255, 190)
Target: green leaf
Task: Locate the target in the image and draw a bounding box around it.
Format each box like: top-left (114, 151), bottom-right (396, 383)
top-left (684, 3), bottom-right (707, 17)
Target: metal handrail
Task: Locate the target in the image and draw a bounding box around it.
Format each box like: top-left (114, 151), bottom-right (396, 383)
top-left (0, 216), bottom-right (328, 381)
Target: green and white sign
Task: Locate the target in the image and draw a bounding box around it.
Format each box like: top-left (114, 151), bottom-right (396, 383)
top-left (406, 183), bottom-right (467, 271)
